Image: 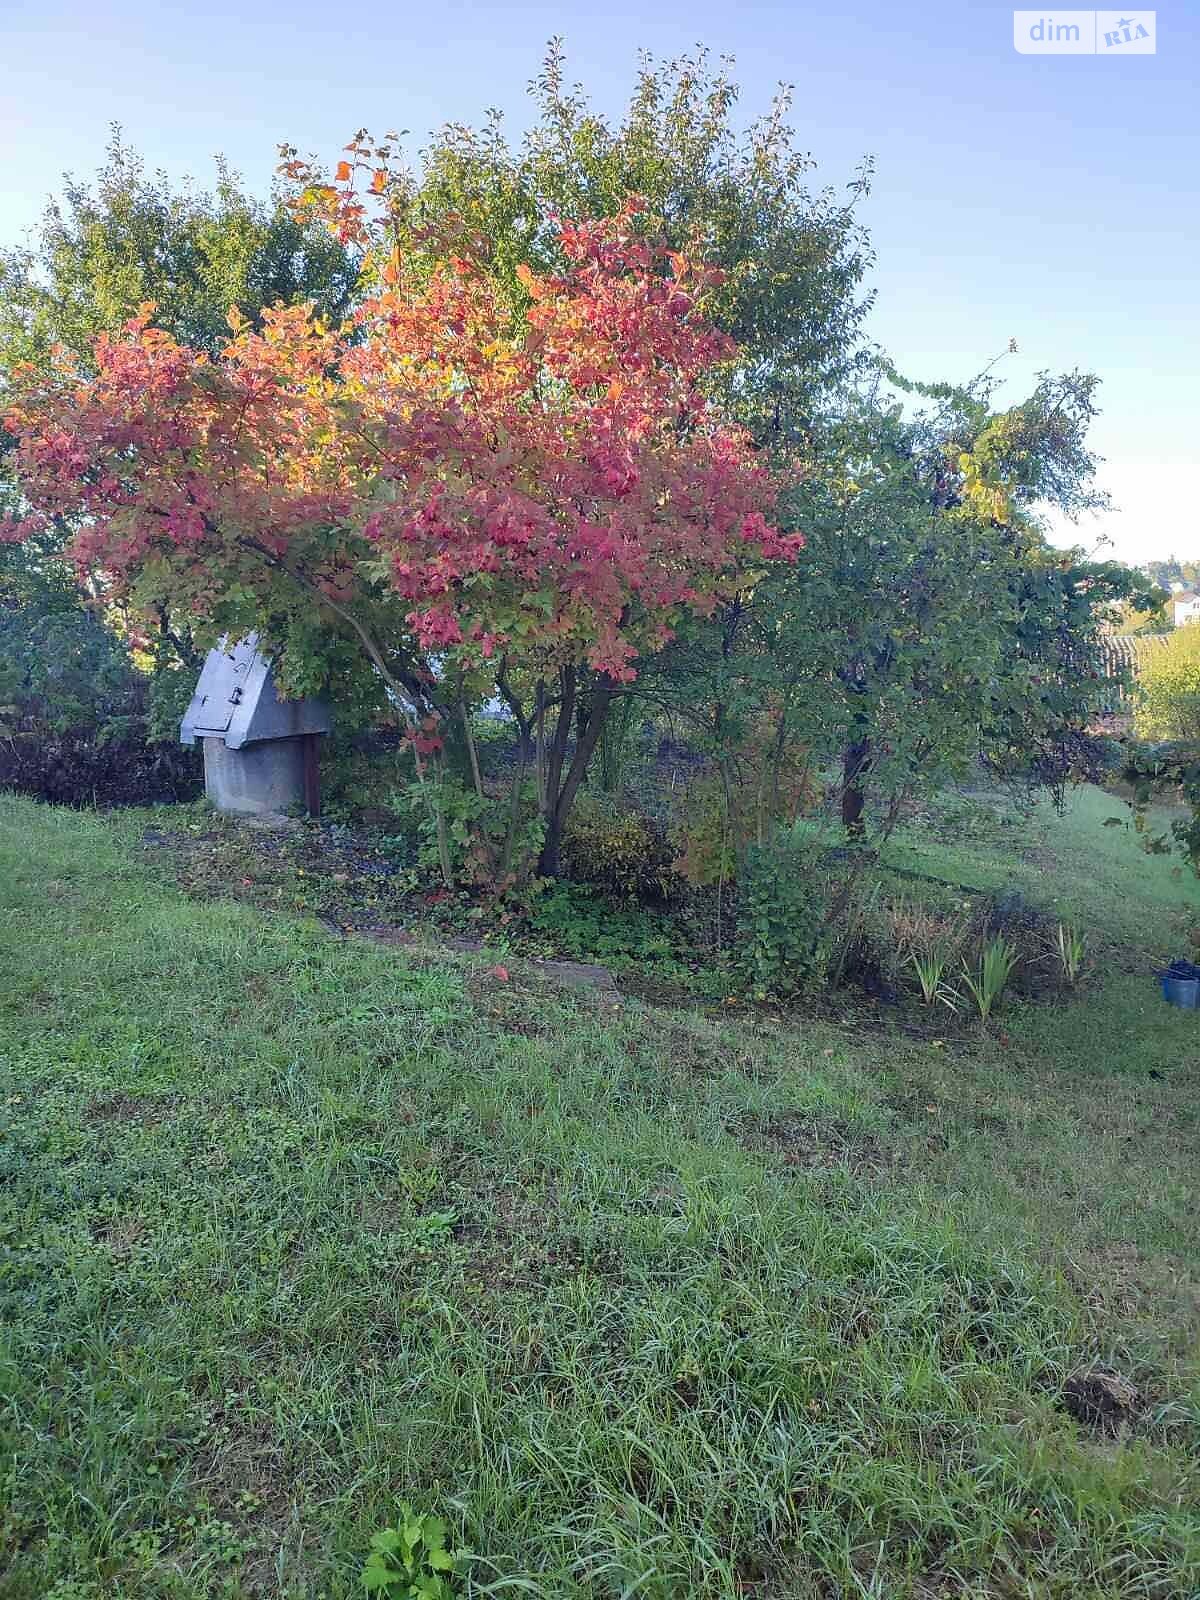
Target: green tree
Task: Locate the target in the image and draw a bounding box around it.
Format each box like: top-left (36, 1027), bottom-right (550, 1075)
top-left (648, 363), bottom-right (1149, 844)
top-left (0, 127), bottom-right (356, 367)
top-left (1136, 624), bottom-right (1200, 740)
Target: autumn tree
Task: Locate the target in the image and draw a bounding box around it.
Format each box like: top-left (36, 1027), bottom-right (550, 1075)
top-left (284, 43), bottom-right (872, 450)
top-left (0, 131), bottom-right (361, 764)
top-left (326, 49), bottom-right (1134, 845)
top-left (3, 203), bottom-right (796, 880)
top-left (269, 40), bottom-right (869, 854)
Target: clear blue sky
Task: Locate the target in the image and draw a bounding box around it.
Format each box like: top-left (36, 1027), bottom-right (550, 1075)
top-left (2, 1), bottom-right (1196, 565)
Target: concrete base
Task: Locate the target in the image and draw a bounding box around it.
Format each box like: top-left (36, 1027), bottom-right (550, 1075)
top-left (203, 736), bottom-right (306, 817)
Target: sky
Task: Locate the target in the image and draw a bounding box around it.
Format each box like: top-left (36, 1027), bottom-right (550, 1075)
top-left (1, 0), bottom-right (1196, 567)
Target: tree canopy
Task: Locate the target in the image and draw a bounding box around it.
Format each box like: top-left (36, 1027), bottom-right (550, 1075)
top-left (0, 128), bottom-right (356, 368)
top-left (3, 203), bottom-right (796, 877)
top-left (0, 47), bottom-right (1146, 876)
top-left (283, 43), bottom-right (873, 448)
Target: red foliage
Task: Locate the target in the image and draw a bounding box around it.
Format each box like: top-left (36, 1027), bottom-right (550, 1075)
top-left (3, 200), bottom-right (799, 707)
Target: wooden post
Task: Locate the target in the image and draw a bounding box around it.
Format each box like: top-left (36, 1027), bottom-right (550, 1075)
top-left (302, 733), bottom-right (321, 818)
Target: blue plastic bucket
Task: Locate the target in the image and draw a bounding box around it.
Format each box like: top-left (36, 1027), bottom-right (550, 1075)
top-left (1161, 974), bottom-right (1200, 1009)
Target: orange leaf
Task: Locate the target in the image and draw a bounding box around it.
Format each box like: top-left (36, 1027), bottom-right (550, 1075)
top-left (371, 169), bottom-right (387, 194)
top-left (335, 160), bottom-right (352, 182)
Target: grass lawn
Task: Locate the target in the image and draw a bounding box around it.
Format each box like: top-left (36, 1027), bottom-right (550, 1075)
top-left (1, 786), bottom-right (1198, 1599)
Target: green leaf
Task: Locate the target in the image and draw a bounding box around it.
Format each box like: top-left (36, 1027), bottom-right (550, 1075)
top-left (361, 1563), bottom-right (398, 1592)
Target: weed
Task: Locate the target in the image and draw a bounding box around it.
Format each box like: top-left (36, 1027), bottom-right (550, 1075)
top-left (734, 836), bottom-right (837, 997)
top-left (961, 935), bottom-right (1021, 1022)
top-left (890, 897), bottom-right (967, 1010)
top-left (526, 880), bottom-right (680, 968)
top-left (906, 946), bottom-right (962, 1011)
top-left (361, 1506), bottom-right (468, 1597)
top-left (1052, 920), bottom-right (1088, 986)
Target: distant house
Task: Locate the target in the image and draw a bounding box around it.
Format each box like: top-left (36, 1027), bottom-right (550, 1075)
top-left (1172, 591), bottom-right (1200, 626)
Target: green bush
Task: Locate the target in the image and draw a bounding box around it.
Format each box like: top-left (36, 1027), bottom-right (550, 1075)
top-left (734, 836), bottom-right (839, 998)
top-left (0, 581), bottom-right (200, 806)
top-left (560, 791), bottom-right (678, 903)
top-left (528, 881), bottom-right (678, 965)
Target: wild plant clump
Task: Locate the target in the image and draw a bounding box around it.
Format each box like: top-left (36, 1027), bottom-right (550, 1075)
top-left (733, 835), bottom-right (843, 999)
top-left (559, 792), bottom-right (679, 904)
top-left (887, 898), bottom-right (969, 1011)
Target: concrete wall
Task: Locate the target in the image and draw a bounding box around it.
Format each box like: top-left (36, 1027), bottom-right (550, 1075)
top-left (203, 736), bottom-right (306, 816)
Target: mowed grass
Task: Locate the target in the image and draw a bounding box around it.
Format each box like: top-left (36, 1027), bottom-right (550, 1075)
top-left (0, 789), bottom-right (1198, 1600)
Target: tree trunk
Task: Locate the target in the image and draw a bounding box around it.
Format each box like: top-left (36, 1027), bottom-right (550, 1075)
top-left (539, 808), bottom-right (566, 880)
top-left (842, 735), bottom-right (872, 840)
top-left (537, 677), bottom-right (615, 877)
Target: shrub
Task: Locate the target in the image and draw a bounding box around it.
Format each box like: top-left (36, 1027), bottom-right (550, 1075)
top-left (0, 715), bottom-right (200, 808)
top-left (670, 718), bottom-right (821, 889)
top-left (670, 768), bottom-right (738, 888)
top-left (560, 791), bottom-right (678, 903)
top-left (734, 836), bottom-right (838, 998)
top-left (528, 880), bottom-right (678, 964)
top-left (0, 591), bottom-right (200, 806)
top-left (387, 767), bottom-right (544, 891)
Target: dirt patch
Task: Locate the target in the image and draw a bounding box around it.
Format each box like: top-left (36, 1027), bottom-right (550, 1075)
top-left (140, 818), bottom-right (418, 933)
top-left (1059, 1365), bottom-right (1142, 1435)
top-left (187, 1399), bottom-right (301, 1593)
top-left (531, 958), bottom-right (621, 998)
top-left (357, 924), bottom-right (418, 948)
top-left (90, 1213), bottom-right (151, 1256)
top-left (84, 1092), bottom-right (175, 1125)
top-left (739, 1111), bottom-right (887, 1175)
top-left (455, 1180), bottom-right (575, 1294)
